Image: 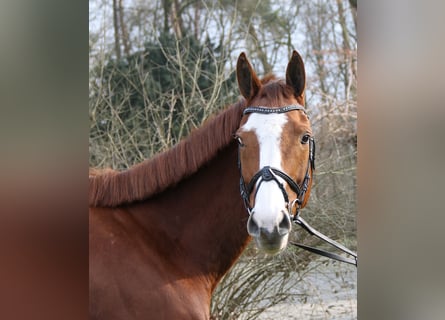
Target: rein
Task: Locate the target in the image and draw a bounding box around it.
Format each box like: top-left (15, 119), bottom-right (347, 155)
top-left (237, 105), bottom-right (357, 267)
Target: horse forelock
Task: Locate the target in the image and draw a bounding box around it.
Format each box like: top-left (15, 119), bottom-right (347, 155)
top-left (89, 100), bottom-right (245, 207)
top-left (255, 78), bottom-right (305, 107)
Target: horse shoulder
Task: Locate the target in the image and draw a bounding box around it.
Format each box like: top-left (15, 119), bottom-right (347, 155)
top-left (89, 206), bottom-right (212, 319)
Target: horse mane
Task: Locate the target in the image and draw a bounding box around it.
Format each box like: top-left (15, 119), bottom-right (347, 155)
top-left (89, 100), bottom-right (246, 207)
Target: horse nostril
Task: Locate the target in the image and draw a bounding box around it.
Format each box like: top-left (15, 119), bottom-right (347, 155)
top-left (247, 216), bottom-right (260, 237)
top-left (277, 212), bottom-right (291, 236)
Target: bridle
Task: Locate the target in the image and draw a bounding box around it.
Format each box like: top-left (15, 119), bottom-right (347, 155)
top-left (237, 105), bottom-right (358, 267)
top-left (237, 105), bottom-right (314, 217)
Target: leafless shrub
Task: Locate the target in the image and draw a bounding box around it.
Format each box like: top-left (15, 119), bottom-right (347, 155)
top-left (210, 248), bottom-right (325, 320)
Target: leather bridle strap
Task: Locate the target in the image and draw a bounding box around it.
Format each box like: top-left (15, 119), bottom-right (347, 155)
top-left (291, 216), bottom-right (358, 266)
top-left (246, 166), bottom-right (300, 205)
top-left (243, 105), bottom-right (305, 115)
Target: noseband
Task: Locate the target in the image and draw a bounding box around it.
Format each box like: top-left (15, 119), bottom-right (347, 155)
top-left (237, 105), bottom-right (357, 266)
top-left (237, 105), bottom-right (315, 218)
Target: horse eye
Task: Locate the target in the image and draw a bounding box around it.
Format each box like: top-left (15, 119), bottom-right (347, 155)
top-left (234, 135), bottom-right (245, 147)
top-left (301, 134), bottom-right (310, 144)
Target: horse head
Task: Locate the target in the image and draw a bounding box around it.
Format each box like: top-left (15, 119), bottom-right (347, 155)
top-left (235, 51), bottom-right (315, 254)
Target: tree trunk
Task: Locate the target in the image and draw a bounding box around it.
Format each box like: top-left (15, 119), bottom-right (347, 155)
top-left (112, 0), bottom-right (121, 60)
top-left (247, 24), bottom-right (272, 74)
top-left (171, 0), bottom-right (184, 39)
top-left (162, 0), bottom-right (172, 33)
top-left (336, 0), bottom-right (354, 99)
top-left (118, 0), bottom-right (131, 57)
top-left (348, 0), bottom-right (357, 31)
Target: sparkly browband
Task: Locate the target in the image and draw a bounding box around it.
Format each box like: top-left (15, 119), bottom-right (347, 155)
top-left (243, 105), bottom-right (306, 115)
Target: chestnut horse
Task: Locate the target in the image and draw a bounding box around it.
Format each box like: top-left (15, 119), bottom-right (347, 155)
top-left (89, 51), bottom-right (314, 319)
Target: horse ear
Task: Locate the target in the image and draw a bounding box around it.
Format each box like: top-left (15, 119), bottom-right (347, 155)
top-left (236, 52), bottom-right (261, 100)
top-left (286, 50), bottom-right (306, 98)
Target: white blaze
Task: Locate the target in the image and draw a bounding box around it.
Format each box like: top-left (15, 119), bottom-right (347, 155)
top-left (241, 113), bottom-right (288, 232)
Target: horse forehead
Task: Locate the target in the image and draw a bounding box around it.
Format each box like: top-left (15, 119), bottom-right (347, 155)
top-left (240, 113), bottom-right (289, 138)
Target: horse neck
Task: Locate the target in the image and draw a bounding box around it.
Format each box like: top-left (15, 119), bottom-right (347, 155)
top-left (130, 142), bottom-right (250, 291)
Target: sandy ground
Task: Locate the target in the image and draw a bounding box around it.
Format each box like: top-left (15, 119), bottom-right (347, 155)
top-left (256, 260), bottom-right (357, 320)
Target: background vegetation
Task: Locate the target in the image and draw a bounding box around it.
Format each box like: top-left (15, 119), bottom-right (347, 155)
top-left (89, 0), bottom-right (357, 318)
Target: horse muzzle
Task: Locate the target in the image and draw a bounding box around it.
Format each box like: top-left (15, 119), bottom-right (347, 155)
top-left (247, 211), bottom-right (291, 254)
